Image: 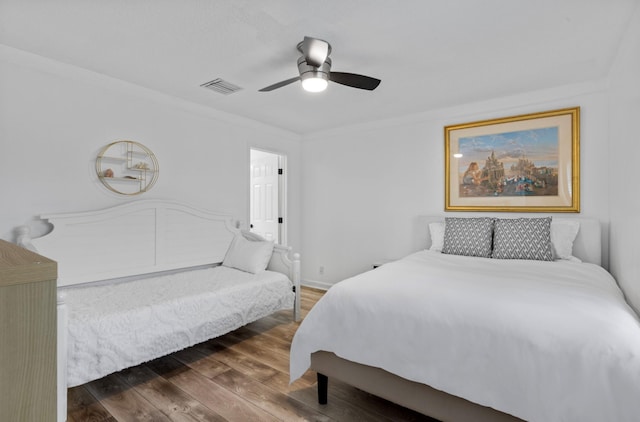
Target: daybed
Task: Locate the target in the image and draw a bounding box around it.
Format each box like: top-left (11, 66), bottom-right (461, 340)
top-left (19, 200), bottom-right (300, 422)
top-left (290, 216), bottom-right (640, 422)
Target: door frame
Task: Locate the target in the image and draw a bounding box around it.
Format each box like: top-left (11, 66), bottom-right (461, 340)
top-left (248, 147), bottom-right (287, 245)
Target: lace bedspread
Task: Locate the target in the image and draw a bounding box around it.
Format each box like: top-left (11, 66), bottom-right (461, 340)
top-left (64, 265), bottom-right (293, 386)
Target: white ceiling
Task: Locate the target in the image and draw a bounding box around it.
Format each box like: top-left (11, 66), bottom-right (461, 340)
top-left (0, 0), bottom-right (637, 134)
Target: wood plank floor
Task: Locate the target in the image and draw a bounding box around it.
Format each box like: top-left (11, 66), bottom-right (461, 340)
top-left (67, 287), bottom-right (438, 422)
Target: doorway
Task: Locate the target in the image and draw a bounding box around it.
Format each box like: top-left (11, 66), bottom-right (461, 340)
top-left (249, 149), bottom-right (286, 244)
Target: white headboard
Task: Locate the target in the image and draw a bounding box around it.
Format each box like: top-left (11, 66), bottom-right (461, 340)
top-left (417, 216), bottom-right (602, 266)
top-left (27, 200), bottom-right (238, 287)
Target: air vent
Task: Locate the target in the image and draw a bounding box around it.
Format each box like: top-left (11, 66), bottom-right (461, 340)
top-left (200, 78), bottom-right (243, 95)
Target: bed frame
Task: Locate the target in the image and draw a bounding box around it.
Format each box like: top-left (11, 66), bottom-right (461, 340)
top-left (18, 199), bottom-right (301, 422)
top-left (312, 216), bottom-right (602, 422)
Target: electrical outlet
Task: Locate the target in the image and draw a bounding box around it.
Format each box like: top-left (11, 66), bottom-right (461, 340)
top-left (319, 266), bottom-right (324, 275)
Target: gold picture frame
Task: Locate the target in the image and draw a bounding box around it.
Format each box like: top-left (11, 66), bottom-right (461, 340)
top-left (445, 107), bottom-right (579, 212)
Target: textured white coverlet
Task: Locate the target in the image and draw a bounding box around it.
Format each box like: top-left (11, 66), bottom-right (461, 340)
top-left (290, 251), bottom-right (640, 422)
top-left (65, 266), bottom-right (293, 387)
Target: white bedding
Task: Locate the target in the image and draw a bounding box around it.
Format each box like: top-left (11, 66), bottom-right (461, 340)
top-left (290, 250), bottom-right (640, 422)
top-left (65, 265), bottom-right (293, 387)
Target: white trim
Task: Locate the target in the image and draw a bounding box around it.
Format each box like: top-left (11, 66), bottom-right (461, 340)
top-left (302, 279), bottom-right (331, 291)
top-left (278, 153), bottom-right (287, 246)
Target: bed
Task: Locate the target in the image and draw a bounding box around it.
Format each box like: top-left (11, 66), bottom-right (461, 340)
top-left (290, 216), bottom-right (640, 422)
top-left (18, 199), bottom-right (301, 422)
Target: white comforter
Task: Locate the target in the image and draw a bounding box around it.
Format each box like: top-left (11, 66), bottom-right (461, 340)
top-left (65, 266), bottom-right (293, 387)
top-left (290, 251), bottom-right (640, 422)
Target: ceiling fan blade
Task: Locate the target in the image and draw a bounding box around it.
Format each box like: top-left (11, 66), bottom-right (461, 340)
top-left (329, 72), bottom-right (381, 91)
top-left (258, 76), bottom-right (301, 92)
top-left (302, 36), bottom-right (330, 67)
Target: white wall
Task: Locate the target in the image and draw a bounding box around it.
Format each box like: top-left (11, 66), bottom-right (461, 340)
top-left (1, 37), bottom-right (634, 305)
top-left (0, 46), bottom-right (302, 254)
top-left (608, 6), bottom-right (640, 314)
top-left (302, 82), bottom-right (611, 288)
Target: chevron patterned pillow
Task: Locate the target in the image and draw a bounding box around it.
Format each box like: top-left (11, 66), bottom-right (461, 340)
top-left (492, 217), bottom-right (553, 261)
top-left (442, 217), bottom-right (494, 258)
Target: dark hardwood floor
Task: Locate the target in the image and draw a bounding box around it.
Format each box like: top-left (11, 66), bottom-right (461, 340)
top-left (67, 287), bottom-right (438, 422)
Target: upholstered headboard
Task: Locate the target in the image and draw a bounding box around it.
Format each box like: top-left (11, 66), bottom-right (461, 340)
top-left (24, 200), bottom-right (238, 287)
top-left (417, 216), bottom-right (602, 266)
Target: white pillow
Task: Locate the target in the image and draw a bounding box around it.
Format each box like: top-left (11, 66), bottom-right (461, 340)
top-left (429, 222), bottom-right (445, 252)
top-left (222, 235), bottom-right (274, 274)
top-left (550, 220), bottom-right (580, 261)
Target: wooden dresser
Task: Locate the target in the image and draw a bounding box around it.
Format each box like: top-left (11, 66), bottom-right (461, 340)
top-left (0, 239), bottom-right (57, 421)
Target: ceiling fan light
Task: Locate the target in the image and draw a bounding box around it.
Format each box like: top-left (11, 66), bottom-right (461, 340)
top-left (301, 77), bottom-right (328, 92)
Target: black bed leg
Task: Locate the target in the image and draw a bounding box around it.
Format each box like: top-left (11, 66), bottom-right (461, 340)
top-left (317, 373), bottom-right (328, 405)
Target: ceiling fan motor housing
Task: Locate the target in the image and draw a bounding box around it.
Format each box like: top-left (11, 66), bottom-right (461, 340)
top-left (297, 56), bottom-right (331, 83)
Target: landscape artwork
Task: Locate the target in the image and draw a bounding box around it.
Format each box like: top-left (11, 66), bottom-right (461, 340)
top-left (444, 107), bottom-right (580, 212)
top-left (458, 127), bottom-right (559, 198)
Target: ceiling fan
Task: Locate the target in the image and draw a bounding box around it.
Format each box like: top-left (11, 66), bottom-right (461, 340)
top-left (259, 36), bottom-right (381, 93)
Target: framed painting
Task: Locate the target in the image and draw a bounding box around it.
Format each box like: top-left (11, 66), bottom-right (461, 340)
top-left (445, 107), bottom-right (580, 212)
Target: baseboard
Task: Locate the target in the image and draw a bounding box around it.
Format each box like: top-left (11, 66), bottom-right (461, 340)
top-left (301, 279), bottom-right (331, 291)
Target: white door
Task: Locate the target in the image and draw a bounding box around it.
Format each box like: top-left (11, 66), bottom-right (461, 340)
top-left (250, 150), bottom-right (280, 243)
